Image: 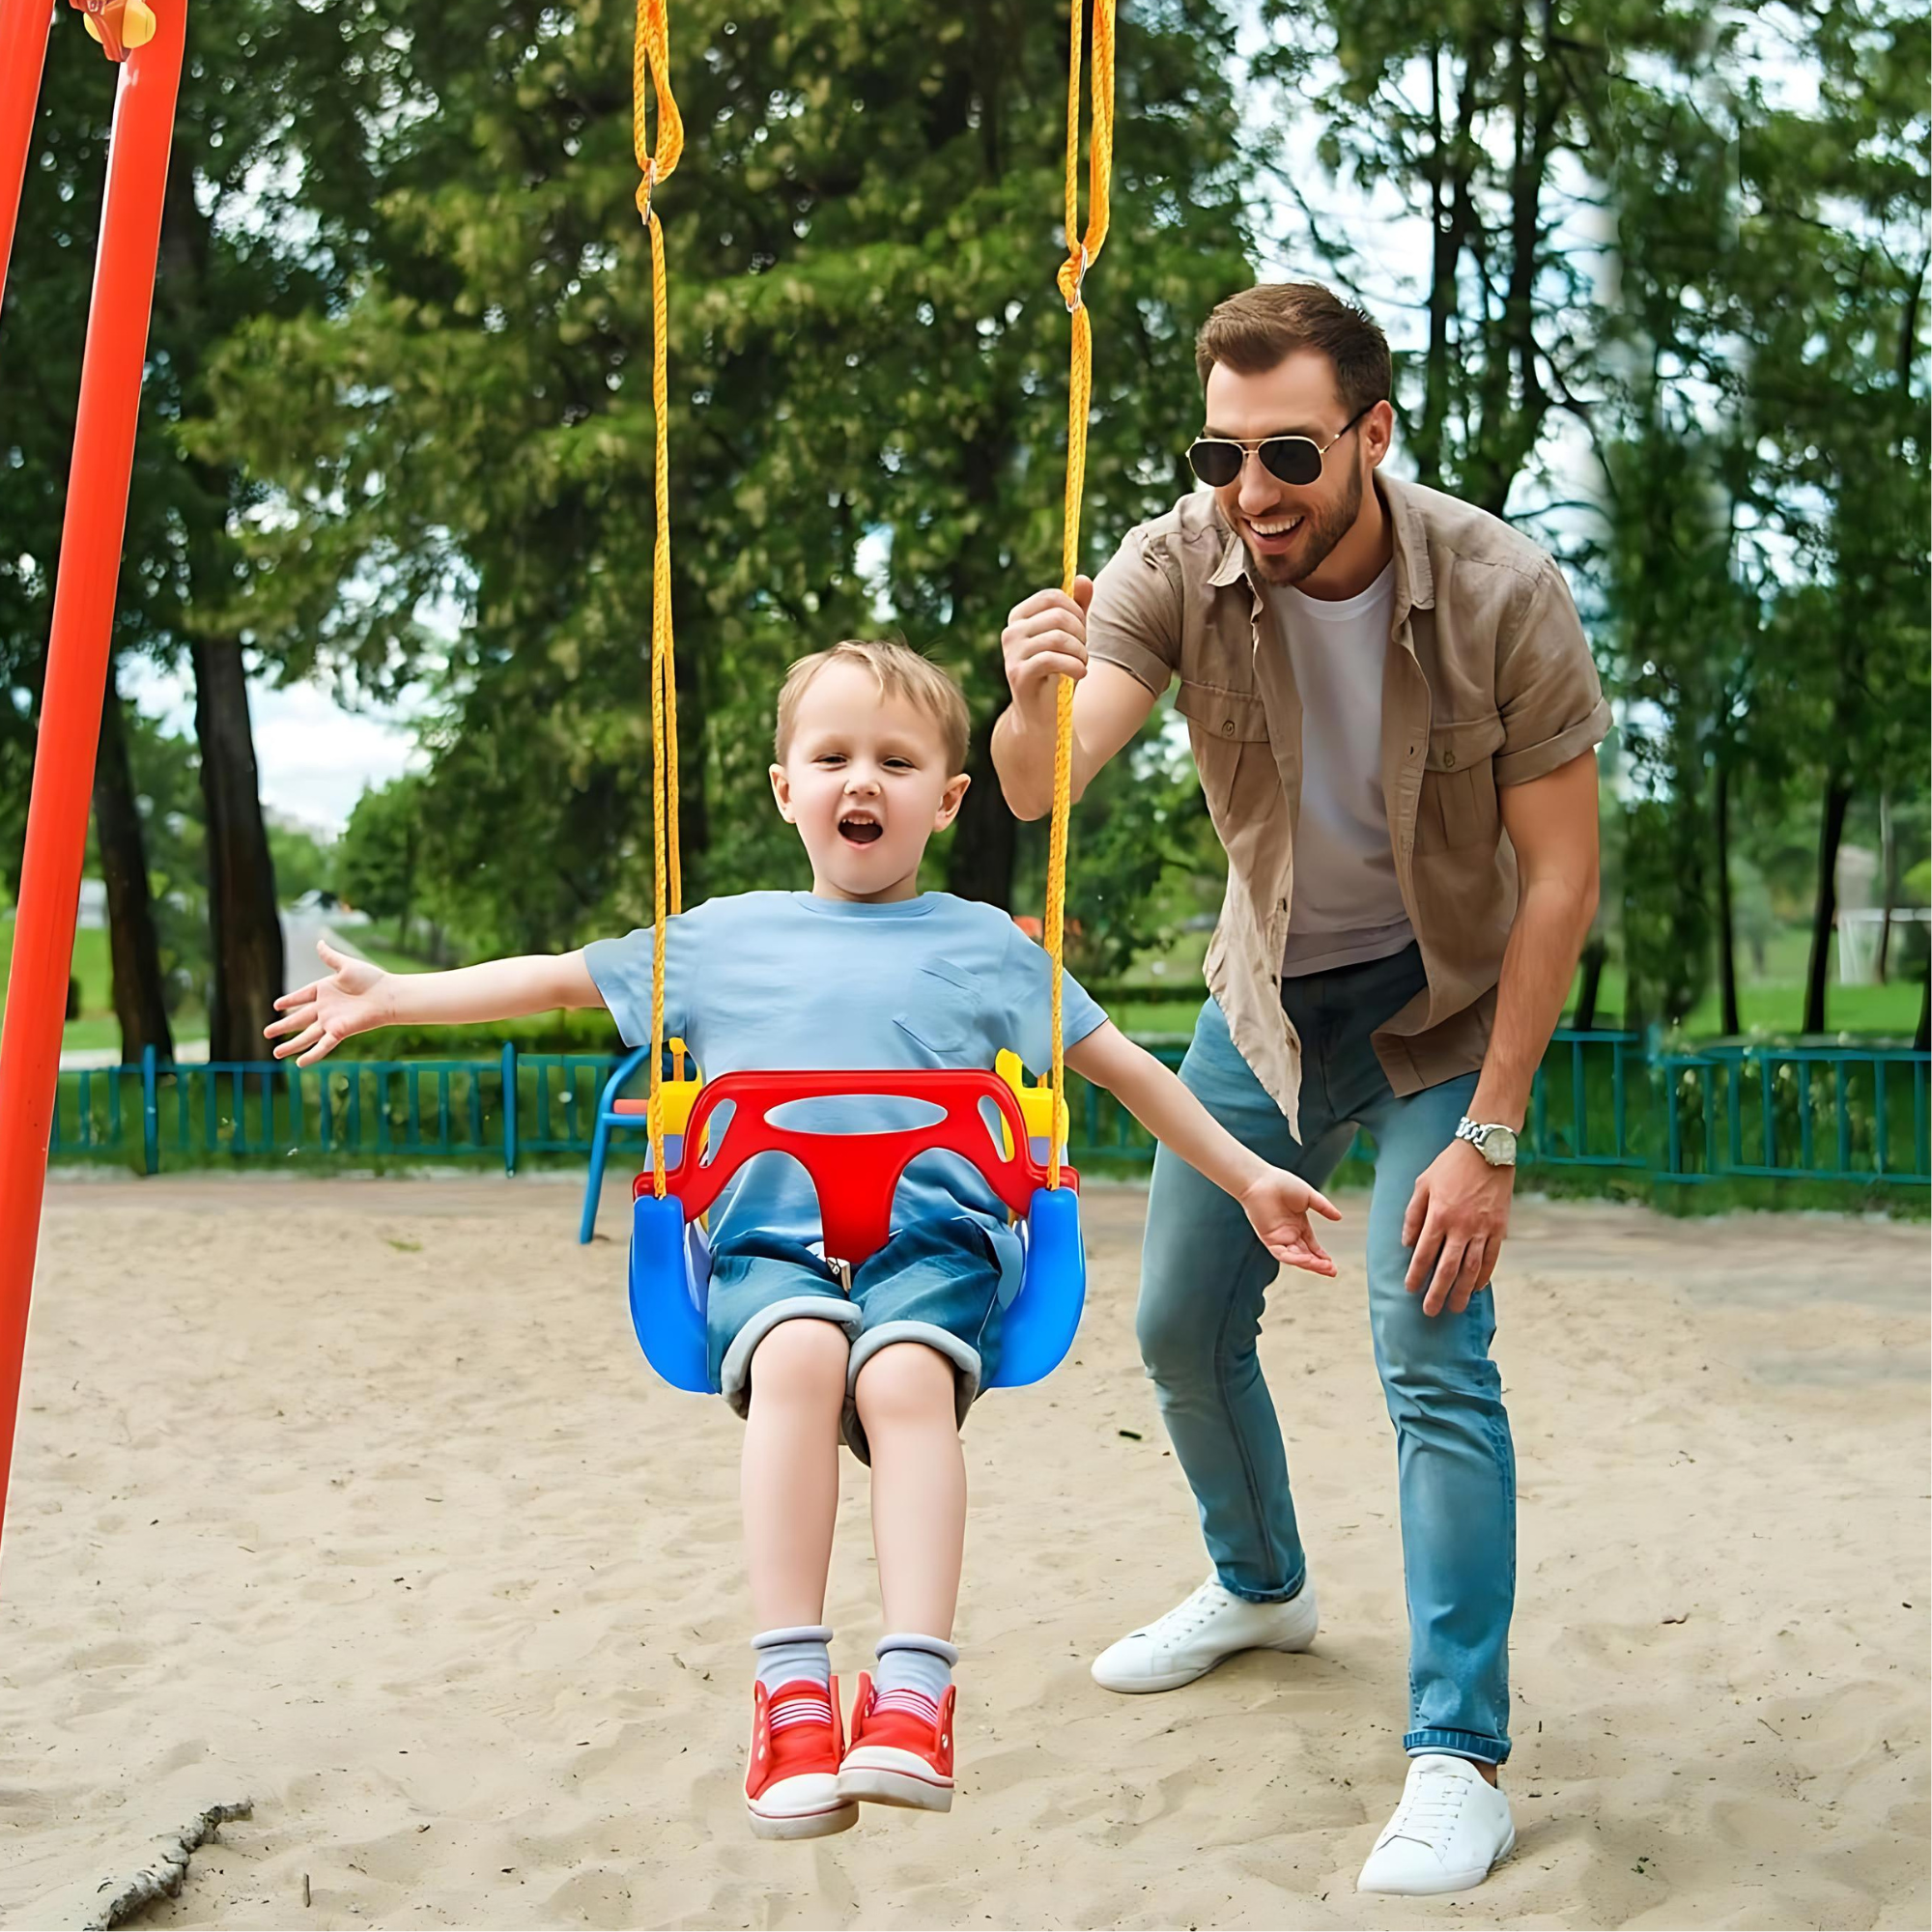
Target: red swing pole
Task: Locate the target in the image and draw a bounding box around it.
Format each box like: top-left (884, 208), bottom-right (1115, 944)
top-left (0, 0), bottom-right (59, 306)
top-left (0, 0), bottom-right (187, 1562)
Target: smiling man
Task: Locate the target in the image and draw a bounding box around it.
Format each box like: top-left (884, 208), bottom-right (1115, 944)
top-left (991, 283), bottom-right (1608, 1896)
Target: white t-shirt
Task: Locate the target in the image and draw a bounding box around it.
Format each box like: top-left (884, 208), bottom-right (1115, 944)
top-left (1270, 562), bottom-right (1416, 978)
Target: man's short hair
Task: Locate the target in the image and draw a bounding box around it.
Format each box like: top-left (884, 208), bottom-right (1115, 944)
top-left (774, 639), bottom-right (972, 774)
top-left (1195, 283), bottom-right (1391, 420)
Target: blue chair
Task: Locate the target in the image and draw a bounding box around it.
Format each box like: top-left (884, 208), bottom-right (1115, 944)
top-left (579, 1044), bottom-right (653, 1243)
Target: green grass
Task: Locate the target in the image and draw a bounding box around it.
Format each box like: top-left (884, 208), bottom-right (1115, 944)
top-left (13, 900), bottom-right (1926, 1065)
top-left (51, 1014), bottom-right (125, 1052)
top-left (0, 921), bottom-right (156, 1051)
top-left (0, 920), bottom-right (112, 1012)
top-left (0, 908), bottom-right (432, 1058)
top-left (1588, 968), bottom-right (1920, 1038)
top-left (346, 934), bottom-right (437, 980)
top-left (1634, 922), bottom-right (1926, 1037)
top-left (1096, 921), bottom-right (1925, 1042)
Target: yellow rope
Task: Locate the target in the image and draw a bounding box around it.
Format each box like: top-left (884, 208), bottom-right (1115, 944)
top-left (624, 0), bottom-right (1110, 1198)
top-left (1045, 0), bottom-right (1115, 1191)
top-left (635, 0), bottom-right (683, 1190)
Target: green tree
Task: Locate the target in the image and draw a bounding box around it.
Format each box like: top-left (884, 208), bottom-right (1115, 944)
top-left (2, 3), bottom-right (409, 1056)
top-left (337, 775), bottom-right (425, 934)
top-left (266, 821), bottom-right (336, 905)
top-left (1719, 0), bottom-right (1929, 1034)
top-left (1247, 0), bottom-right (1678, 516)
top-left (198, 0), bottom-right (1253, 956)
top-left (82, 705), bottom-right (213, 1031)
top-left (1243, 0), bottom-right (1670, 1027)
top-left (91, 660), bottom-right (176, 1059)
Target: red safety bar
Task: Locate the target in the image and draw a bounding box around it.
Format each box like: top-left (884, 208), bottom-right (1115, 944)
top-left (633, 1069), bottom-right (1079, 1266)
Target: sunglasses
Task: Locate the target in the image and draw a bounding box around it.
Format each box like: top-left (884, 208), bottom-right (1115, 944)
top-left (1186, 404), bottom-right (1376, 489)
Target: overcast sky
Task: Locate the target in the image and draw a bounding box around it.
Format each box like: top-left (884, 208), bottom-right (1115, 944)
top-left (121, 655), bottom-right (422, 835)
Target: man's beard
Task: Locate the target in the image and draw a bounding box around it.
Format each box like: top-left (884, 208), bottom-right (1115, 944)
top-left (1248, 462), bottom-right (1364, 586)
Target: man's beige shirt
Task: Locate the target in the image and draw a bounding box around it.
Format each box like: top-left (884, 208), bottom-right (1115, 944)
top-left (1087, 471), bottom-right (1610, 1132)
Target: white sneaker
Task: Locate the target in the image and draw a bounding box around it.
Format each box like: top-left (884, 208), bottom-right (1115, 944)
top-left (1355, 1753), bottom-right (1515, 1895)
top-left (1090, 1576), bottom-right (1319, 1693)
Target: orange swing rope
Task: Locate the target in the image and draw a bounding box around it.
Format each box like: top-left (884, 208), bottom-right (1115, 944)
top-left (629, 0), bottom-right (1114, 1197)
top-left (1045, 0), bottom-right (1115, 1191)
top-left (633, 0), bottom-right (684, 1192)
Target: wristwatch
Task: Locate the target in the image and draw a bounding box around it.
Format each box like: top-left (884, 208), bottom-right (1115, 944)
top-left (1454, 1117), bottom-right (1520, 1168)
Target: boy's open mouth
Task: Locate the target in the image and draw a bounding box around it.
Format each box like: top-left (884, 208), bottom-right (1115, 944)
top-left (838, 815), bottom-right (884, 846)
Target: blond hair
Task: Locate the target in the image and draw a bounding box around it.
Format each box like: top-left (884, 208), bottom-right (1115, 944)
top-left (1195, 283), bottom-right (1391, 419)
top-left (774, 639), bottom-right (972, 773)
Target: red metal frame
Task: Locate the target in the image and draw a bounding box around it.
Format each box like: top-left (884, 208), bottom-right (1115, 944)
top-left (634, 1069), bottom-right (1079, 1266)
top-left (0, 0), bottom-right (187, 1558)
top-left (0, 1), bottom-right (57, 306)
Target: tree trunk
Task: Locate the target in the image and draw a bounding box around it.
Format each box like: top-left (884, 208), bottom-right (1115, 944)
top-left (1876, 791), bottom-right (1898, 983)
top-left (675, 629), bottom-right (709, 883)
top-left (1415, 48), bottom-right (1476, 490)
top-left (93, 660), bottom-right (176, 1064)
top-left (1573, 933), bottom-right (1606, 1032)
top-left (945, 712), bottom-right (1019, 909)
top-left (191, 639), bottom-right (284, 1061)
top-left (1802, 774), bottom-right (1852, 1037)
top-left (1715, 761), bottom-right (1740, 1037)
top-left (398, 814), bottom-right (415, 957)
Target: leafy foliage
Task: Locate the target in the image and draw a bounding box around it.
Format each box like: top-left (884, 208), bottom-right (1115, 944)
top-left (197, 0), bottom-right (1253, 954)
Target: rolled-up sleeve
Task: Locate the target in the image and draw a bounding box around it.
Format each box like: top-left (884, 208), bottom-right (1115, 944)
top-left (583, 919), bottom-right (691, 1049)
top-left (1492, 558), bottom-right (1612, 787)
top-left (1001, 926), bottom-right (1109, 1076)
top-left (1086, 525), bottom-right (1182, 697)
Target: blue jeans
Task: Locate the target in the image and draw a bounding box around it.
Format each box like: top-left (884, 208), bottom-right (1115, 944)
top-left (707, 1216), bottom-right (1006, 1463)
top-left (1137, 946), bottom-right (1514, 1764)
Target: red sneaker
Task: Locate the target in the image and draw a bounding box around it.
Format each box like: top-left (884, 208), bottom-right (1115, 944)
top-left (745, 1677), bottom-right (859, 1839)
top-left (838, 1672), bottom-right (956, 1812)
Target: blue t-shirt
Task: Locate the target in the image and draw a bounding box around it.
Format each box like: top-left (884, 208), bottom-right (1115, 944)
top-left (583, 892), bottom-right (1108, 1277)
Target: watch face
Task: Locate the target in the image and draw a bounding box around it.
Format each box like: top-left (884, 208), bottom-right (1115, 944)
top-left (1485, 1126), bottom-right (1519, 1164)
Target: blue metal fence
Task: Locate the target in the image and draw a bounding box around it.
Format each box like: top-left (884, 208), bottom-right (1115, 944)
top-left (47, 1033), bottom-right (1930, 1189)
top-left (1657, 1040), bottom-right (1931, 1185)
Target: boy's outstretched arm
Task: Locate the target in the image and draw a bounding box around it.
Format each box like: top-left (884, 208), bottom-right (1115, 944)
top-left (1064, 1020), bottom-right (1341, 1277)
top-left (266, 941), bottom-right (605, 1066)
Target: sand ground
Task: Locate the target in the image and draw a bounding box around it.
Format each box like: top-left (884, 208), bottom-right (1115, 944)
top-left (2, 1174), bottom-right (1926, 1930)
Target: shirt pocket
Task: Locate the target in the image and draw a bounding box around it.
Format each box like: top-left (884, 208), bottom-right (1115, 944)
top-left (1419, 713), bottom-right (1506, 850)
top-left (1174, 678), bottom-right (1269, 743)
top-left (893, 960), bottom-right (980, 1059)
top-left (1175, 678), bottom-right (1272, 834)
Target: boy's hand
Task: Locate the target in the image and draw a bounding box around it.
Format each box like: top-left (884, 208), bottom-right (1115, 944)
top-left (265, 940), bottom-right (393, 1065)
top-left (1238, 1168), bottom-right (1342, 1277)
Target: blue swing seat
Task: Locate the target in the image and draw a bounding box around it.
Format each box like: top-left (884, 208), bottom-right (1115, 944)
top-left (627, 1067), bottom-right (1085, 1394)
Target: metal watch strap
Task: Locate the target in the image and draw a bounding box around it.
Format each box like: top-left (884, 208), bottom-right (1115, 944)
top-left (1456, 1116), bottom-right (1517, 1164)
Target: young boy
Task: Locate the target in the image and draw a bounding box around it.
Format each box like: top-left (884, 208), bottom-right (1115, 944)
top-left (269, 640), bottom-right (1341, 1841)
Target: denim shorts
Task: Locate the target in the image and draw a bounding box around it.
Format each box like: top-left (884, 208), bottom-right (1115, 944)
top-left (706, 1216), bottom-right (1007, 1462)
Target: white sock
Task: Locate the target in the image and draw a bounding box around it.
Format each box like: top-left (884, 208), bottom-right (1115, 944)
top-left (874, 1632), bottom-right (956, 1720)
top-left (752, 1624), bottom-right (832, 1695)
